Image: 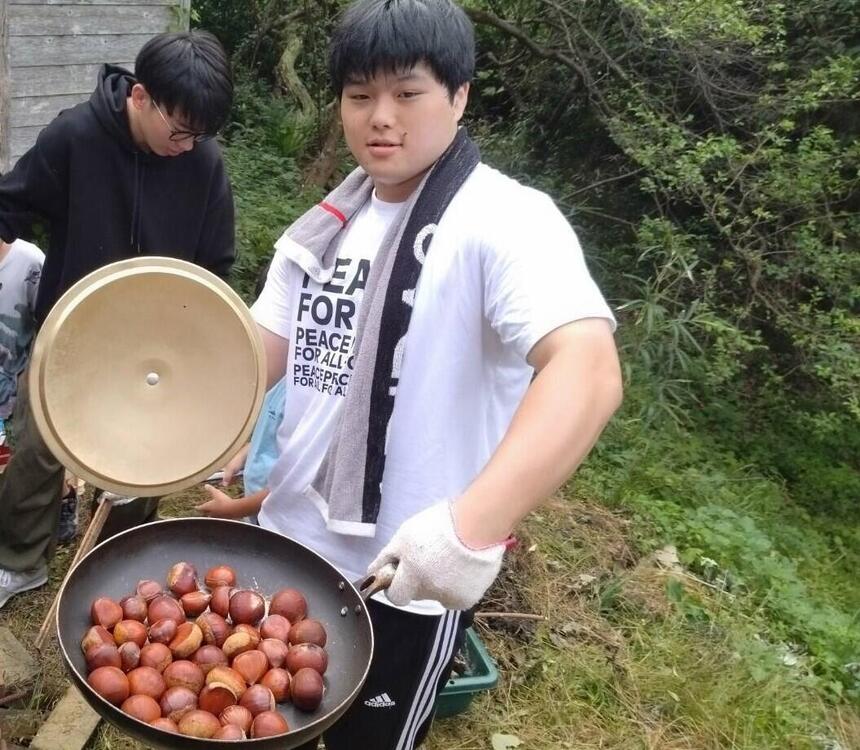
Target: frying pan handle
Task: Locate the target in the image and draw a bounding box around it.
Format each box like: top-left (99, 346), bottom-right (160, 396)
top-left (355, 562), bottom-right (398, 601)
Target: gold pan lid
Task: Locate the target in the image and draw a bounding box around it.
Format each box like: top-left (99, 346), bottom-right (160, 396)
top-left (29, 257), bottom-right (266, 496)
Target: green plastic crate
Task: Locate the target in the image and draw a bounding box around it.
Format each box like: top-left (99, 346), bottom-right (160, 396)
top-left (435, 627), bottom-right (499, 718)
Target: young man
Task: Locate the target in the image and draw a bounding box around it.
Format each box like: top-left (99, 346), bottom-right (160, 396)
top-left (0, 31), bottom-right (235, 610)
top-left (252, 1), bottom-right (622, 747)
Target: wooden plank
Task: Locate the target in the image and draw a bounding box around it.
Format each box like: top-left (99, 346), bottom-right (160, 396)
top-left (9, 4), bottom-right (173, 37)
top-left (0, 0), bottom-right (9, 172)
top-left (10, 125), bottom-right (44, 160)
top-left (29, 687), bottom-right (99, 750)
top-left (9, 61), bottom-right (134, 98)
top-left (0, 708), bottom-right (42, 741)
top-left (10, 33), bottom-right (152, 68)
top-left (0, 628), bottom-right (37, 694)
top-left (11, 94), bottom-right (88, 127)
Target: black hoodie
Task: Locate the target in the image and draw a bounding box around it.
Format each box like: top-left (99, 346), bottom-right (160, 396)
top-left (0, 65), bottom-right (235, 323)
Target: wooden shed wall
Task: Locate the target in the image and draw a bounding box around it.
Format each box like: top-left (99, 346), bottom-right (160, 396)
top-left (2, 0), bottom-right (190, 172)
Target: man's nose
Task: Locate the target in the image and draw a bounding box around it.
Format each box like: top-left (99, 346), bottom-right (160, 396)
top-left (369, 96), bottom-right (397, 129)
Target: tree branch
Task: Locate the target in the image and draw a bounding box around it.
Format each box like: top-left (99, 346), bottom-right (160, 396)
top-left (465, 7), bottom-right (586, 81)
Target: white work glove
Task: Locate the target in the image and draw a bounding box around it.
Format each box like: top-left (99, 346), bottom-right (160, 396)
top-left (366, 500), bottom-right (507, 611)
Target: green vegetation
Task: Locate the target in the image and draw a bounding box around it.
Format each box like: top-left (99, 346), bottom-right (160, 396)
top-left (1, 3), bottom-right (855, 749)
top-left (198, 1), bottom-right (858, 744)
top-left (200, 1), bottom-right (858, 743)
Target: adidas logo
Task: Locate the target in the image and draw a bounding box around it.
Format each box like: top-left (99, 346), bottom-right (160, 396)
top-left (364, 692), bottom-right (396, 708)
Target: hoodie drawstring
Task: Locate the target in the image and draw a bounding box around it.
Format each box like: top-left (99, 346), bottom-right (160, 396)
top-left (130, 153), bottom-right (144, 253)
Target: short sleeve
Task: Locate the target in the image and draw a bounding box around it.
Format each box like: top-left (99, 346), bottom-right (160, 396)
top-left (251, 243), bottom-right (295, 341)
top-left (483, 190), bottom-right (615, 361)
top-left (26, 261), bottom-right (42, 314)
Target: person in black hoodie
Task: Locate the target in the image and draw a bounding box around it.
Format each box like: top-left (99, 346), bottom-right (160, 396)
top-left (0, 30), bottom-right (235, 610)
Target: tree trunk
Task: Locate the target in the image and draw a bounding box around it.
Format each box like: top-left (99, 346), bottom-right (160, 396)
top-left (303, 101), bottom-right (343, 190)
top-left (276, 33), bottom-right (316, 119)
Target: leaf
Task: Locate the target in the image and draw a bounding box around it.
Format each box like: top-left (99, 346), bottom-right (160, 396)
top-left (492, 734), bottom-right (523, 750)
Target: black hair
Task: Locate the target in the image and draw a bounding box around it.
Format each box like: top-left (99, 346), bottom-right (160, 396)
top-left (329, 0), bottom-right (474, 98)
top-left (135, 30), bottom-right (233, 135)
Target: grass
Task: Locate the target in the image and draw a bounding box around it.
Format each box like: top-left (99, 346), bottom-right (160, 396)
top-left (2, 113), bottom-right (857, 749)
top-left (2, 467), bottom-right (856, 749)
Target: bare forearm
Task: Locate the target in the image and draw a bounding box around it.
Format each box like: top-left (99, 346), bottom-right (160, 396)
top-left (454, 319), bottom-right (622, 547)
top-left (235, 489), bottom-right (268, 517)
top-left (258, 324), bottom-right (289, 389)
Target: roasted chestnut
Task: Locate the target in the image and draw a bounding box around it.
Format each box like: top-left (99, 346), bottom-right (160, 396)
top-left (288, 618), bottom-right (327, 647)
top-left (210, 586), bottom-right (233, 618)
top-left (150, 717), bottom-right (179, 733)
top-left (219, 704), bottom-right (253, 733)
top-left (88, 666), bottom-right (130, 706)
top-left (140, 643), bottom-right (172, 673)
top-left (260, 668), bottom-right (291, 703)
top-left (163, 660), bottom-right (205, 694)
top-left (169, 622), bottom-right (203, 658)
top-left (90, 597), bottom-right (123, 629)
top-left (269, 588), bottom-right (307, 624)
top-left (178, 709), bottom-right (221, 738)
top-left (197, 611), bottom-right (231, 647)
top-left (118, 642), bottom-right (141, 672)
top-left (167, 561), bottom-right (199, 597)
top-left (85, 642), bottom-right (121, 671)
top-left (233, 623), bottom-right (262, 645)
top-left (190, 646), bottom-right (225, 677)
top-left (214, 724), bottom-right (246, 740)
top-left (127, 666), bottom-right (166, 700)
top-left (239, 684), bottom-right (275, 716)
top-left (285, 642), bottom-right (328, 675)
top-left (259, 614), bottom-right (290, 643)
top-left (205, 665), bottom-right (247, 699)
top-left (222, 630), bottom-right (256, 660)
top-left (159, 686), bottom-right (198, 723)
top-left (291, 667), bottom-right (324, 711)
top-left (233, 649), bottom-right (269, 685)
top-left (113, 619), bottom-right (148, 648)
top-left (251, 709), bottom-right (290, 738)
top-left (198, 684), bottom-right (237, 716)
top-left (229, 590), bottom-right (265, 626)
top-left (119, 595), bottom-right (148, 622)
top-left (121, 694), bottom-right (162, 723)
top-left (136, 579), bottom-right (163, 602)
top-left (258, 638), bottom-right (289, 669)
top-left (81, 625), bottom-right (114, 654)
top-left (204, 565), bottom-right (237, 589)
top-left (148, 595), bottom-right (186, 625)
top-left (148, 618), bottom-right (178, 645)
top-left (180, 590), bottom-right (211, 617)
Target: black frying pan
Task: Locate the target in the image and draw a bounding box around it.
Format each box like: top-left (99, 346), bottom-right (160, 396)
top-left (56, 517), bottom-right (378, 748)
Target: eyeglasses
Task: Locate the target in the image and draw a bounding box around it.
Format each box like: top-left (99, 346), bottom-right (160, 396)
top-left (152, 100), bottom-right (214, 143)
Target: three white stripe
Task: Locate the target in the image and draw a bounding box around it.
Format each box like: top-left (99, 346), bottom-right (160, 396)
top-left (395, 610), bottom-right (461, 749)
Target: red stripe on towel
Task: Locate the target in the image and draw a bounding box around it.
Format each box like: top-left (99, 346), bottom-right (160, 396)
top-left (320, 201), bottom-right (347, 225)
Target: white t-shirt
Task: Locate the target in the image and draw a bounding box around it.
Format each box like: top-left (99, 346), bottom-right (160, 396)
top-left (0, 239), bottom-right (44, 419)
top-left (252, 164), bottom-right (615, 613)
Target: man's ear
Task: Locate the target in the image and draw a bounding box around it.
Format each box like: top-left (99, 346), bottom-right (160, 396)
top-left (453, 82), bottom-right (470, 122)
top-left (129, 83), bottom-right (149, 111)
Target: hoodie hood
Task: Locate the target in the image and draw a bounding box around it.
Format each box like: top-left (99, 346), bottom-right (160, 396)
top-left (89, 64), bottom-right (140, 152)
